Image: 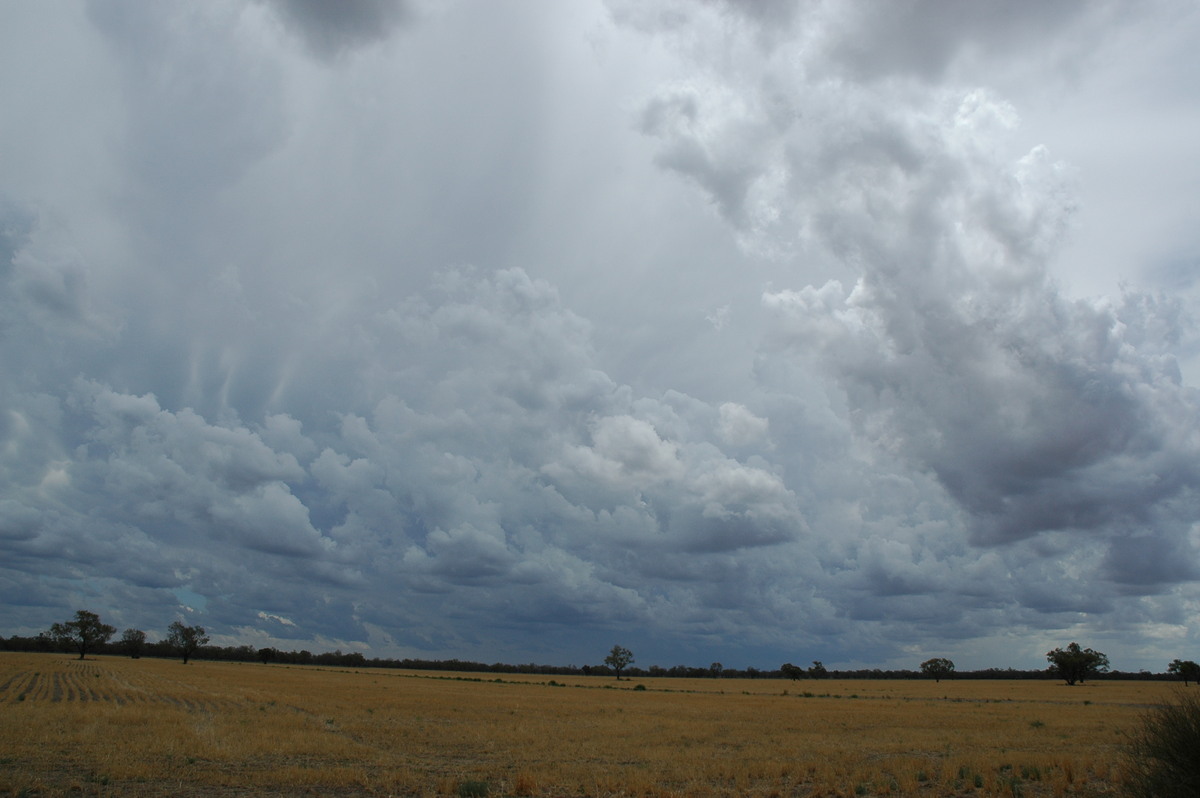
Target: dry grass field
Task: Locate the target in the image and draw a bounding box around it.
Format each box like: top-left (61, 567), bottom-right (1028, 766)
top-left (0, 651), bottom-right (1175, 797)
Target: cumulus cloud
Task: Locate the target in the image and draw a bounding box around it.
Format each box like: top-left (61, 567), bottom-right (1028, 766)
top-left (717, 402), bottom-right (769, 447)
top-left (628, 1), bottom-right (1200, 562)
top-left (756, 95), bottom-right (1200, 551)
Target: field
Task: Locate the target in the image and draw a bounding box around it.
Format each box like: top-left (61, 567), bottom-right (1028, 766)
top-left (0, 652), bottom-right (1175, 797)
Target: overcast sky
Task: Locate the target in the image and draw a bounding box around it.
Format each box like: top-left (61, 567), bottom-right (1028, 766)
top-left (2, 0), bottom-right (1199, 672)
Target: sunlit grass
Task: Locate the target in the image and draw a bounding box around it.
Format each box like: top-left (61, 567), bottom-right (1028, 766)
top-left (0, 652), bottom-right (1169, 795)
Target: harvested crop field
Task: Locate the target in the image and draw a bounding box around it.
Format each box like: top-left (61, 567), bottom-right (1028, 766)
top-left (0, 652), bottom-right (1176, 796)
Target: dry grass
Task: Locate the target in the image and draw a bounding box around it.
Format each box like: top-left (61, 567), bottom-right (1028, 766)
top-left (0, 652), bottom-right (1165, 796)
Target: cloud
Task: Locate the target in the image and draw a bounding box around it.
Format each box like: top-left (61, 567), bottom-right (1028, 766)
top-left (717, 402), bottom-right (769, 447)
top-left (261, 0), bottom-right (415, 59)
top-left (811, 0), bottom-right (1112, 83)
top-left (87, 1), bottom-right (289, 196)
top-left (612, 0), bottom-right (1121, 83)
top-left (1, 0), bottom-right (1198, 672)
top-left (761, 143), bottom-right (1200, 550)
top-left (627, 3), bottom-right (1200, 564)
top-left (624, 0), bottom-right (1200, 650)
top-left (555, 415), bottom-right (685, 489)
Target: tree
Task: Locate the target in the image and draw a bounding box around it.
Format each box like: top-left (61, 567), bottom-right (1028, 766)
top-left (48, 610), bottom-right (116, 660)
top-left (709, 662), bottom-right (723, 678)
top-left (1168, 659), bottom-right (1200, 686)
top-left (166, 621), bottom-right (209, 664)
top-left (808, 660), bottom-right (828, 679)
top-left (920, 657), bottom-right (955, 683)
top-left (120, 628), bottom-right (147, 659)
top-left (257, 647), bottom-right (277, 665)
top-left (780, 662), bottom-right (805, 681)
top-left (1046, 642), bottom-right (1109, 685)
top-left (604, 645), bottom-right (634, 680)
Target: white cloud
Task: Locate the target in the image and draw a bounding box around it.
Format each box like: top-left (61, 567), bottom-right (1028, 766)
top-left (716, 402), bottom-right (768, 447)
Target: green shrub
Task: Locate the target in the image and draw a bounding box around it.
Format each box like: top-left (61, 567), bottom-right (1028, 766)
top-left (1123, 689), bottom-right (1200, 798)
top-left (458, 779), bottom-right (489, 797)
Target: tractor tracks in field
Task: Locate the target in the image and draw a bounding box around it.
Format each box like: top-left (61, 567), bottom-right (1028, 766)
top-left (0, 658), bottom-right (243, 713)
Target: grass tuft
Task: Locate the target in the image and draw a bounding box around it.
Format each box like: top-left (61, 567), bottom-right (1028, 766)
top-left (457, 778), bottom-right (490, 797)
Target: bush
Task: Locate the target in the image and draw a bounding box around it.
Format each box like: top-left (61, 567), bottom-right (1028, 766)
top-left (1123, 689), bottom-right (1200, 798)
top-left (458, 780), bottom-right (489, 797)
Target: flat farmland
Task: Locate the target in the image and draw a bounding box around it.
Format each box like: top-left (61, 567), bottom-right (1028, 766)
top-left (0, 652), bottom-right (1171, 796)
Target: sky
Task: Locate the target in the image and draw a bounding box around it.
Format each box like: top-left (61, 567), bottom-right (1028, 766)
top-left (2, 0), bottom-right (1199, 673)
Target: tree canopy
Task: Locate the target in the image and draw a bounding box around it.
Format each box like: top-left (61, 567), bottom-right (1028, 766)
top-left (166, 621), bottom-right (210, 664)
top-left (120, 628), bottom-right (146, 659)
top-left (48, 610), bottom-right (116, 660)
top-left (1168, 659), bottom-right (1200, 686)
top-left (920, 657), bottom-right (955, 682)
top-left (780, 662), bottom-right (804, 681)
top-left (1046, 642), bottom-right (1109, 685)
top-left (604, 645), bottom-right (634, 680)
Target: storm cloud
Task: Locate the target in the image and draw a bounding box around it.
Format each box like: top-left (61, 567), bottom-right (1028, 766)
top-left (1, 0), bottom-right (1198, 671)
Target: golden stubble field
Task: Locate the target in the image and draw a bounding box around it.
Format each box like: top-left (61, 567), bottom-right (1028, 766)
top-left (0, 652), bottom-right (1174, 797)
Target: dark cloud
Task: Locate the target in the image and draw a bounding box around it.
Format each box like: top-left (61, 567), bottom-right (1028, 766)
top-left (263, 0), bottom-right (413, 59)
top-left (1104, 521), bottom-right (1200, 587)
top-left (815, 0), bottom-right (1112, 82)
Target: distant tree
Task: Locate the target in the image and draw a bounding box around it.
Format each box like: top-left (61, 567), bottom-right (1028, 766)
top-left (710, 662), bottom-right (723, 678)
top-left (808, 660), bottom-right (828, 679)
top-left (48, 610), bottom-right (116, 660)
top-left (1168, 659), bottom-right (1200, 686)
top-left (120, 628), bottom-right (147, 659)
top-left (920, 657), bottom-right (955, 683)
top-left (604, 645), bottom-right (634, 680)
top-left (1046, 642), bottom-right (1109, 685)
top-left (257, 647), bottom-right (277, 665)
top-left (780, 662), bottom-right (805, 681)
top-left (166, 621), bottom-right (210, 664)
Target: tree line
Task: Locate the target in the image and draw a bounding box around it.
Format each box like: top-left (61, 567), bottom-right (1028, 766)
top-left (16, 610), bottom-right (210, 665)
top-left (4, 611), bottom-right (1197, 686)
